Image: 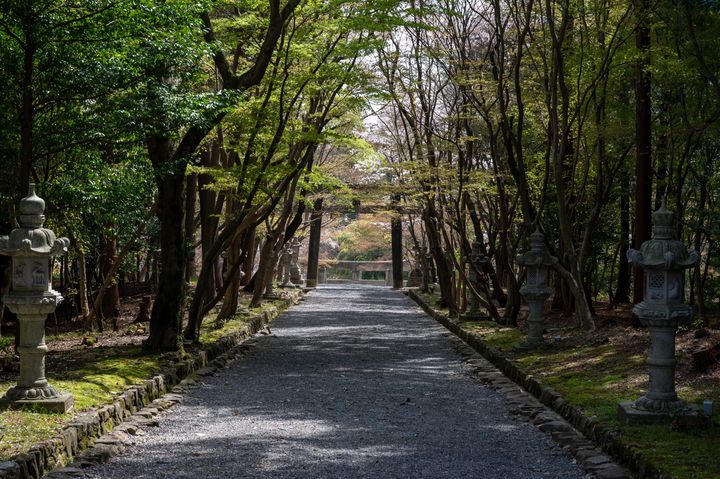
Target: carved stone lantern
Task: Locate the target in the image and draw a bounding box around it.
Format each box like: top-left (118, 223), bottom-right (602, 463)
top-left (424, 249), bottom-right (437, 290)
top-left (462, 242), bottom-right (489, 320)
top-left (0, 185), bottom-right (72, 412)
top-left (619, 202), bottom-right (701, 425)
top-left (516, 230), bottom-right (557, 349)
top-left (414, 246), bottom-right (430, 293)
top-left (280, 244), bottom-right (294, 288)
top-left (289, 237), bottom-right (303, 285)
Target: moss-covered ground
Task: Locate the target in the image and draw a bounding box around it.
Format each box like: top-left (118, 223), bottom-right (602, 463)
top-left (416, 290), bottom-right (720, 478)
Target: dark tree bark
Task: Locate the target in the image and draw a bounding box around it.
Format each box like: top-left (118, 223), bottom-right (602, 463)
top-left (240, 230), bottom-right (257, 286)
top-left (633, 0), bottom-right (652, 304)
top-left (145, 135), bottom-right (185, 351)
top-left (615, 174), bottom-right (631, 303)
top-left (185, 173), bottom-right (197, 282)
top-left (391, 203), bottom-right (403, 289)
top-left (99, 231), bottom-right (121, 328)
top-left (305, 198), bottom-right (323, 288)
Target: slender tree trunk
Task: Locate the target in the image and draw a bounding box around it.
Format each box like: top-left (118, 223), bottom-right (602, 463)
top-left (185, 173), bottom-right (197, 282)
top-left (76, 252), bottom-right (90, 320)
top-left (217, 229), bottom-right (243, 322)
top-left (391, 198), bottom-right (403, 289)
top-left (250, 235), bottom-right (277, 308)
top-left (100, 231), bottom-right (121, 330)
top-left (615, 175), bottom-right (631, 303)
top-left (240, 231), bottom-right (257, 286)
top-left (18, 34), bottom-right (35, 202)
top-left (199, 147), bottom-right (220, 302)
top-left (633, 0), bottom-right (652, 304)
top-left (305, 198), bottom-right (323, 288)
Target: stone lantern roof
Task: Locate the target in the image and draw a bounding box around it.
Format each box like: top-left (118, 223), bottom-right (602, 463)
top-left (628, 201), bottom-right (698, 271)
top-left (0, 185), bottom-right (69, 257)
top-left (516, 229), bottom-right (558, 267)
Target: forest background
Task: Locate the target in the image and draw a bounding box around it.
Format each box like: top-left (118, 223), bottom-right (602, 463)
top-left (0, 0), bottom-right (718, 352)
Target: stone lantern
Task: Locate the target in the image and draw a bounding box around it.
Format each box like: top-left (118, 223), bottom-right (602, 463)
top-left (416, 246), bottom-right (429, 292)
top-left (289, 237), bottom-right (303, 285)
top-left (424, 249), bottom-right (437, 287)
top-left (516, 230), bottom-right (557, 349)
top-left (462, 242), bottom-right (489, 321)
top-left (280, 244), bottom-right (294, 288)
top-left (619, 201), bottom-right (701, 425)
top-left (0, 185), bottom-right (72, 412)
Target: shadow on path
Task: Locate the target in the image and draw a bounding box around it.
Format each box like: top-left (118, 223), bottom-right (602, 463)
top-left (88, 285), bottom-right (584, 479)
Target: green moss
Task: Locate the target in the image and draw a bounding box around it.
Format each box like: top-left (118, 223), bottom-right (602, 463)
top-left (0, 346), bottom-right (166, 459)
top-left (457, 322), bottom-right (720, 478)
top-left (200, 314), bottom-right (251, 345)
top-left (461, 320), bottom-right (525, 351)
top-left (0, 409), bottom-right (69, 459)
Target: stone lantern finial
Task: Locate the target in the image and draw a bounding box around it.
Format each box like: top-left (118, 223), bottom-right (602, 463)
top-left (19, 184), bottom-right (46, 228)
top-left (651, 198), bottom-right (674, 240)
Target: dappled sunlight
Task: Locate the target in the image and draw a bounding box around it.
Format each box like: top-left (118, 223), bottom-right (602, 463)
top-left (87, 285), bottom-right (582, 479)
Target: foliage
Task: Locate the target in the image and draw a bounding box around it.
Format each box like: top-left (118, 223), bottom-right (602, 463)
top-left (336, 218), bottom-right (391, 260)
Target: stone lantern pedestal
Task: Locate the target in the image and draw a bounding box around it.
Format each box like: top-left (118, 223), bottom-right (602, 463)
top-left (618, 202), bottom-right (703, 425)
top-left (0, 185), bottom-right (72, 413)
top-left (516, 230), bottom-right (557, 349)
top-left (461, 242), bottom-right (489, 321)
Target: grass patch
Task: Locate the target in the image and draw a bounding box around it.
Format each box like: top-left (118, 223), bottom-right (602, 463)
top-left (461, 320), bottom-right (525, 351)
top-left (199, 312), bottom-right (250, 345)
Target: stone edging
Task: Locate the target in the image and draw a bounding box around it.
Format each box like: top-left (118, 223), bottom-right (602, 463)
top-left (405, 289), bottom-right (667, 479)
top-left (0, 291), bottom-right (303, 479)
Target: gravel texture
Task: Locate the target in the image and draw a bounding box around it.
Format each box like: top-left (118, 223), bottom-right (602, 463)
top-left (87, 284), bottom-right (585, 479)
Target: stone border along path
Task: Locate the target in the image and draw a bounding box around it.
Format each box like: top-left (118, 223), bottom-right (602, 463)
top-left (405, 289), bottom-right (635, 479)
top-left (38, 284), bottom-right (617, 479)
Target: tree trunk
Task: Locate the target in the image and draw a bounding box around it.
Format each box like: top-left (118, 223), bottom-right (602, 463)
top-left (305, 198), bottom-right (323, 288)
top-left (185, 173), bottom-right (197, 282)
top-left (145, 135), bottom-right (186, 351)
top-left (633, 0), bottom-right (652, 304)
top-left (250, 235), bottom-right (277, 308)
top-left (614, 174), bottom-right (631, 303)
top-left (240, 231), bottom-right (257, 286)
top-left (199, 147), bottom-right (220, 302)
top-left (391, 210), bottom-right (403, 289)
top-left (217, 229), bottom-right (243, 322)
top-left (99, 231), bottom-right (121, 328)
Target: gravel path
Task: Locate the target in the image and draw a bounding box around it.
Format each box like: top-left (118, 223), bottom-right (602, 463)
top-left (88, 284), bottom-right (585, 479)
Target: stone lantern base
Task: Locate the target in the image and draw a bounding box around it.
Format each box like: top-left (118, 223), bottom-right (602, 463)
top-left (617, 402), bottom-right (704, 427)
top-left (0, 393), bottom-right (74, 413)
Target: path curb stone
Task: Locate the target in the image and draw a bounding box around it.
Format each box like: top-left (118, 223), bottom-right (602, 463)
top-left (405, 289), bottom-right (656, 479)
top-left (0, 292), bottom-right (302, 479)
